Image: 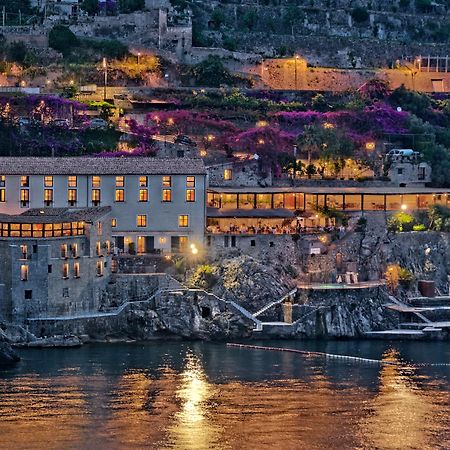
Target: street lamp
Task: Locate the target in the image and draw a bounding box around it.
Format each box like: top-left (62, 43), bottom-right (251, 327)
top-left (102, 57), bottom-right (107, 101)
top-left (294, 54), bottom-right (300, 90)
top-left (137, 52), bottom-right (141, 65)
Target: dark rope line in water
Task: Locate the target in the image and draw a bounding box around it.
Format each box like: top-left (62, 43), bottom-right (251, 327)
top-left (226, 343), bottom-right (450, 367)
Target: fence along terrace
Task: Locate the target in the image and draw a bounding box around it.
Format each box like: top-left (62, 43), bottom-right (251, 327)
top-left (0, 157), bottom-right (207, 254)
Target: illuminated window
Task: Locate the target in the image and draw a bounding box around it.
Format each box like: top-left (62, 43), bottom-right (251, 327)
top-left (186, 176), bottom-right (195, 187)
top-left (44, 189), bottom-right (53, 206)
top-left (162, 189), bottom-right (172, 202)
top-left (20, 245), bottom-right (28, 260)
top-left (60, 244), bottom-right (68, 258)
top-left (0, 176), bottom-right (5, 187)
top-left (139, 189), bottom-right (148, 202)
top-left (224, 169), bottom-right (233, 181)
top-left (96, 261), bottom-right (103, 277)
top-left (68, 189), bottom-right (77, 205)
top-left (115, 176), bottom-right (125, 187)
top-left (71, 243), bottom-right (78, 258)
top-left (115, 189), bottom-right (125, 202)
top-left (0, 189), bottom-right (5, 202)
top-left (20, 189), bottom-right (29, 207)
top-left (74, 262), bottom-right (80, 278)
top-left (186, 189), bottom-right (195, 202)
top-left (96, 241), bottom-right (101, 256)
top-left (97, 221), bottom-right (102, 235)
top-left (92, 189), bottom-right (101, 205)
top-left (111, 259), bottom-right (118, 273)
top-left (178, 215), bottom-right (189, 227)
top-left (20, 176), bottom-right (29, 187)
top-left (62, 263), bottom-right (69, 279)
top-left (162, 176), bottom-right (171, 187)
top-left (139, 176), bottom-right (148, 187)
top-left (137, 214), bottom-right (147, 227)
top-left (44, 176), bottom-right (53, 187)
top-left (92, 176), bottom-right (101, 188)
top-left (68, 176), bottom-right (77, 187)
top-left (111, 218), bottom-right (117, 227)
top-left (20, 265), bottom-right (28, 281)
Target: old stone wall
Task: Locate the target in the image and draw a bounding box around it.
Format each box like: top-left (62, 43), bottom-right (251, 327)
top-left (207, 160), bottom-right (272, 187)
top-left (192, 0), bottom-right (450, 68)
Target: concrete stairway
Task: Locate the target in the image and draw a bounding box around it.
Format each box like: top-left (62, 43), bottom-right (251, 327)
top-left (253, 288), bottom-right (297, 318)
top-left (366, 295), bottom-right (450, 339)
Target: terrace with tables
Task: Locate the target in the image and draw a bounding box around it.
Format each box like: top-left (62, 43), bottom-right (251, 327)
top-left (206, 186), bottom-right (450, 234)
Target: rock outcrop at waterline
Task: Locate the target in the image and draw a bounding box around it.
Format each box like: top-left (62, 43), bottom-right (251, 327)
top-left (27, 290), bottom-right (255, 341)
top-left (0, 342), bottom-right (20, 367)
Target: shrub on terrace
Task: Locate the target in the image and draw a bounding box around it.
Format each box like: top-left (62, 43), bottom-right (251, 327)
top-left (387, 212), bottom-right (416, 232)
top-left (49, 25), bottom-right (79, 57)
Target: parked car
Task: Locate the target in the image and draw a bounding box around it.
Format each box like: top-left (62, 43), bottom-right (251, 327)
top-left (17, 117), bottom-right (32, 127)
top-left (88, 118), bottom-right (109, 130)
top-left (50, 118), bottom-right (70, 128)
top-left (175, 134), bottom-right (196, 146)
top-left (386, 149), bottom-right (417, 157)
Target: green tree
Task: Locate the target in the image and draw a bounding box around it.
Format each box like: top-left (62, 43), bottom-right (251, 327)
top-left (415, 0), bottom-right (432, 12)
top-left (283, 6), bottom-right (303, 38)
top-left (81, 0), bottom-right (98, 15)
top-left (48, 25), bottom-right (79, 57)
top-left (118, 0), bottom-right (145, 13)
top-left (242, 9), bottom-right (257, 30)
top-left (351, 7), bottom-right (369, 23)
top-left (7, 42), bottom-right (27, 64)
top-left (211, 8), bottom-right (226, 29)
top-left (191, 55), bottom-right (233, 87)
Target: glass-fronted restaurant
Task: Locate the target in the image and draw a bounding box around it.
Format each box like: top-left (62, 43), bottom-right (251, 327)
top-left (206, 187), bottom-right (450, 233)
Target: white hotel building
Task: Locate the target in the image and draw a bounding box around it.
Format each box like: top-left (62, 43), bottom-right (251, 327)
top-left (0, 157), bottom-right (207, 254)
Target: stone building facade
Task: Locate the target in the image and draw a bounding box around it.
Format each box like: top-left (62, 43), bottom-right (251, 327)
top-left (0, 207), bottom-right (112, 324)
top-left (0, 157), bottom-right (207, 254)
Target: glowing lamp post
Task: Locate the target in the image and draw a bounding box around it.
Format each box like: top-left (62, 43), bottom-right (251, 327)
top-left (137, 52), bottom-right (141, 65)
top-left (102, 57), bottom-right (108, 101)
top-left (294, 54), bottom-right (300, 90)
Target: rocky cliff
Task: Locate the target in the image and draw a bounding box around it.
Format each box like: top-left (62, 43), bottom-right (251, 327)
top-left (27, 290), bottom-right (254, 341)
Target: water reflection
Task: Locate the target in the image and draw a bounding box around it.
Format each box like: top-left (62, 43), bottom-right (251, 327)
top-left (0, 342), bottom-right (449, 450)
top-left (163, 352), bottom-right (226, 450)
top-left (361, 349), bottom-right (450, 450)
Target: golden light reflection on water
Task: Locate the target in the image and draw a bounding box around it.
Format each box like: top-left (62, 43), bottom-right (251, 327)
top-left (162, 352), bottom-right (227, 450)
top-left (360, 349), bottom-right (449, 450)
top-left (0, 346), bottom-right (450, 450)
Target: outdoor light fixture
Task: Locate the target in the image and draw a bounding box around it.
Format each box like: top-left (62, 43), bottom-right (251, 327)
top-left (401, 204), bottom-right (407, 210)
top-left (200, 150), bottom-right (207, 157)
top-left (365, 141), bottom-right (375, 150)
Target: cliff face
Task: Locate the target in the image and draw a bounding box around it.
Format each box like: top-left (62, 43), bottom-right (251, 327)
top-left (292, 287), bottom-right (398, 338)
top-left (28, 290), bottom-right (255, 341)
